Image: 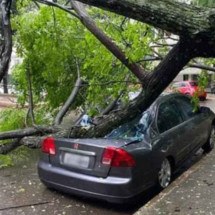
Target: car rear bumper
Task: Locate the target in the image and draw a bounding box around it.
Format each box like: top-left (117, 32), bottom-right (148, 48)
top-left (38, 160), bottom-right (145, 203)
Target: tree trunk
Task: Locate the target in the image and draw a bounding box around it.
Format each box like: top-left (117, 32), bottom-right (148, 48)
top-left (73, 0), bottom-right (215, 41)
top-left (0, 0), bottom-right (12, 83)
top-left (64, 38), bottom-right (194, 138)
top-left (3, 74), bottom-right (8, 93)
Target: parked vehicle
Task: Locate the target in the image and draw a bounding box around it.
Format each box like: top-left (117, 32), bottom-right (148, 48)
top-left (171, 81), bottom-right (207, 100)
top-left (38, 93), bottom-right (215, 203)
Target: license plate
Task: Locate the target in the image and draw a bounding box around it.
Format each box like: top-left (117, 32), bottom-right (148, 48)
top-left (62, 152), bottom-right (90, 169)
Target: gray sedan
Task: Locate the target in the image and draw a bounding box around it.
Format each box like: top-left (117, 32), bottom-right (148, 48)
top-left (38, 93), bottom-right (215, 203)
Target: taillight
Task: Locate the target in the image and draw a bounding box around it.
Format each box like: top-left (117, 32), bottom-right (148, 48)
top-left (102, 147), bottom-right (135, 167)
top-left (41, 137), bottom-right (56, 155)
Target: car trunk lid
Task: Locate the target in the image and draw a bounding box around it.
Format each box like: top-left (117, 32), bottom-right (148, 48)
top-left (48, 138), bottom-right (134, 178)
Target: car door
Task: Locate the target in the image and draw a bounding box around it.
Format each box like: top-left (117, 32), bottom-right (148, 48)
top-left (175, 96), bottom-right (210, 153)
top-left (155, 99), bottom-right (190, 165)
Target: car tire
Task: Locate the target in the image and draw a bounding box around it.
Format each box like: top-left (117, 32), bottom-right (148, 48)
top-left (158, 158), bottom-right (172, 189)
top-left (202, 125), bottom-right (215, 153)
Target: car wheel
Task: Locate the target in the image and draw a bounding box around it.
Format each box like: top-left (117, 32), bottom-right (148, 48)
top-left (202, 125), bottom-right (215, 153)
top-left (158, 158), bottom-right (172, 189)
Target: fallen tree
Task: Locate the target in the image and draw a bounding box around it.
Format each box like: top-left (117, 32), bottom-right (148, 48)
top-left (1, 0), bottom-right (215, 154)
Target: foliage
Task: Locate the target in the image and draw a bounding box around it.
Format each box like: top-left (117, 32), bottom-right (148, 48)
top-left (0, 108), bottom-right (26, 132)
top-left (191, 71), bottom-right (209, 112)
top-left (192, 0), bottom-right (215, 7)
top-left (0, 155), bottom-right (13, 168)
top-left (0, 146), bottom-right (31, 169)
top-left (34, 103), bottom-right (54, 125)
top-left (12, 7), bottom-right (82, 109)
top-left (0, 105), bottom-right (54, 133)
top-left (191, 92), bottom-right (200, 112)
top-left (197, 71), bottom-right (209, 89)
top-left (12, 4), bottom-right (156, 115)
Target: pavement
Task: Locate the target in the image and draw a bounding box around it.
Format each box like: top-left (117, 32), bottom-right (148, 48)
top-left (0, 94), bottom-right (16, 108)
top-left (135, 149), bottom-right (215, 215)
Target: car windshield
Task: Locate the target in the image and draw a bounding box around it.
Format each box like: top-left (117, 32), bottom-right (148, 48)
top-left (189, 82), bottom-right (198, 86)
top-left (106, 112), bottom-right (151, 142)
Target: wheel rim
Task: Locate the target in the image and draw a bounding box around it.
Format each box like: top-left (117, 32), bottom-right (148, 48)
top-left (209, 127), bottom-right (215, 149)
top-left (158, 159), bottom-right (171, 188)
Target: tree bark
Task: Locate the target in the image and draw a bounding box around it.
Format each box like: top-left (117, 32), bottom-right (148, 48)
top-left (54, 77), bottom-right (84, 125)
top-left (3, 74), bottom-right (8, 93)
top-left (0, 138), bottom-right (21, 154)
top-left (0, 126), bottom-right (57, 140)
top-left (72, 0), bottom-right (215, 41)
top-left (26, 64), bottom-right (35, 124)
top-left (0, 0), bottom-right (12, 83)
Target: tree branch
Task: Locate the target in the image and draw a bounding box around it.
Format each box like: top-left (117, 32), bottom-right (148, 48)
top-left (35, 0), bottom-right (79, 18)
top-left (0, 138), bottom-right (21, 154)
top-left (26, 63), bottom-right (35, 125)
top-left (71, 1), bottom-right (147, 82)
top-left (0, 126), bottom-right (57, 140)
top-left (72, 0), bottom-right (215, 39)
top-left (188, 63), bottom-right (215, 72)
top-left (54, 77), bottom-right (84, 125)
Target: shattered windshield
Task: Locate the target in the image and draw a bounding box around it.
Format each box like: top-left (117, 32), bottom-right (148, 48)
top-left (106, 112), bottom-right (151, 142)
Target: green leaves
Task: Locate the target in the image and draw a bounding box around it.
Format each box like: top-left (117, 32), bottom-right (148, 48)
top-left (12, 5), bottom-right (156, 114)
top-left (13, 7), bottom-right (81, 108)
top-left (192, 0), bottom-right (215, 7)
top-left (0, 108), bottom-right (26, 132)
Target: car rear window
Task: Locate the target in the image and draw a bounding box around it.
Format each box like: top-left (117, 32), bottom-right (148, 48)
top-left (106, 112), bottom-right (151, 141)
top-left (189, 82), bottom-right (198, 86)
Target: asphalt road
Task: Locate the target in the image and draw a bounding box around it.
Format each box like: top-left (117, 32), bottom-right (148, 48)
top-left (0, 94), bottom-right (214, 215)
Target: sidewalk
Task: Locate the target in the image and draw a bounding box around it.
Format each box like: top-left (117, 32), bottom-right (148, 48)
top-left (135, 149), bottom-right (215, 215)
top-left (0, 94), bottom-right (17, 108)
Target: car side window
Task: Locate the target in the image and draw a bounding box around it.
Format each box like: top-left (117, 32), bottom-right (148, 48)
top-left (172, 83), bottom-right (180, 88)
top-left (175, 96), bottom-right (196, 119)
top-left (157, 101), bottom-right (183, 133)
